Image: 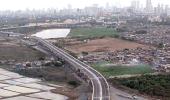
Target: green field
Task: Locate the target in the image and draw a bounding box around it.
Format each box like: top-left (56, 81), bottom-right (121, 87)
top-left (92, 62), bottom-right (154, 78)
top-left (68, 27), bottom-right (119, 38)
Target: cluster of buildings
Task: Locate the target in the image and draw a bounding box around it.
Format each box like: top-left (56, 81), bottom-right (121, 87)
top-left (78, 24), bottom-right (170, 73)
top-left (81, 47), bottom-right (170, 72)
top-left (0, 58), bottom-right (59, 70)
top-left (114, 25), bottom-right (170, 72)
top-left (0, 0), bottom-right (170, 34)
top-left (120, 25), bottom-right (170, 49)
top-left (0, 0), bottom-right (170, 27)
top-left (131, 0), bottom-right (170, 16)
top-left (14, 61), bottom-right (45, 69)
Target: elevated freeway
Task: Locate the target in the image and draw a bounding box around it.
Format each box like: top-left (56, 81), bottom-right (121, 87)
top-left (33, 37), bottom-right (110, 100)
top-left (0, 22), bottom-right (90, 32)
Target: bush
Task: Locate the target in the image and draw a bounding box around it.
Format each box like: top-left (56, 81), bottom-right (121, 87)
top-left (68, 81), bottom-right (79, 87)
top-left (82, 51), bottom-right (88, 56)
top-left (116, 74), bottom-right (170, 98)
top-left (38, 57), bottom-right (45, 60)
top-left (113, 34), bottom-right (120, 38)
top-left (158, 43), bottom-right (164, 48)
top-left (53, 61), bottom-right (63, 67)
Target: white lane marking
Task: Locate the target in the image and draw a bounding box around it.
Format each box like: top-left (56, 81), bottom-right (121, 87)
top-left (35, 37), bottom-right (103, 100)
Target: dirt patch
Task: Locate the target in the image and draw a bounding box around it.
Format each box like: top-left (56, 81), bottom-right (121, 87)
top-left (65, 38), bottom-right (150, 54)
top-left (0, 39), bottom-right (44, 61)
top-left (51, 87), bottom-right (78, 100)
top-left (51, 83), bottom-right (90, 100)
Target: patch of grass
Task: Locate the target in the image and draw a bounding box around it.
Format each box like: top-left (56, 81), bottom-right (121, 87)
top-left (68, 27), bottom-right (119, 38)
top-left (92, 62), bottom-right (154, 77)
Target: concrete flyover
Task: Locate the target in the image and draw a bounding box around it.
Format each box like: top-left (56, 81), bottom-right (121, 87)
top-left (32, 37), bottom-right (110, 100)
top-left (0, 22), bottom-right (90, 32)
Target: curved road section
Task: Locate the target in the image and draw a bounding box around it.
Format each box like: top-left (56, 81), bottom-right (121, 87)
top-left (33, 37), bottom-right (110, 100)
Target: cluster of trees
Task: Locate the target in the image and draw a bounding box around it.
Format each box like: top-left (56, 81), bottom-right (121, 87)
top-left (117, 75), bottom-right (170, 98)
top-left (68, 81), bottom-right (80, 87)
top-left (44, 61), bottom-right (64, 67)
top-left (120, 36), bottom-right (135, 42)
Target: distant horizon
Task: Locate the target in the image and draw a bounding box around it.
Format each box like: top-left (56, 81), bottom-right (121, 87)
top-left (0, 0), bottom-right (169, 11)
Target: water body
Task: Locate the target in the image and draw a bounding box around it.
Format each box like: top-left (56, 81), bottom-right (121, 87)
top-left (32, 29), bottom-right (70, 39)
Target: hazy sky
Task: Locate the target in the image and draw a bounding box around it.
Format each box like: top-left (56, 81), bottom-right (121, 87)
top-left (0, 0), bottom-right (170, 11)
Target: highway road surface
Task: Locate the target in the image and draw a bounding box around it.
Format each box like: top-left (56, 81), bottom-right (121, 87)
top-left (32, 37), bottom-right (110, 100)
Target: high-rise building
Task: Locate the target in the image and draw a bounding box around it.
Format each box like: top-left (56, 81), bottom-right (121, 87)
top-left (155, 4), bottom-right (161, 15)
top-left (146, 0), bottom-right (153, 13)
top-left (165, 5), bottom-right (169, 14)
top-left (105, 3), bottom-right (110, 10)
top-left (131, 0), bottom-right (140, 11)
top-left (154, 4), bottom-right (168, 15)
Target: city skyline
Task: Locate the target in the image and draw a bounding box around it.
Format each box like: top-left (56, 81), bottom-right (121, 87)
top-left (0, 0), bottom-right (169, 11)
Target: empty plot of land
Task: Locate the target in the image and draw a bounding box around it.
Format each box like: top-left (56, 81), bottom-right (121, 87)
top-left (28, 92), bottom-right (68, 100)
top-left (2, 96), bottom-right (43, 100)
top-left (0, 75), bottom-right (11, 81)
top-left (66, 38), bottom-right (149, 54)
top-left (0, 68), bottom-right (69, 99)
top-left (0, 89), bottom-right (20, 97)
top-left (13, 78), bottom-right (40, 84)
top-left (0, 40), bottom-right (44, 61)
top-left (0, 70), bottom-right (23, 78)
top-left (4, 86), bottom-right (40, 94)
top-left (20, 83), bottom-right (55, 90)
top-left (0, 83), bottom-right (10, 88)
top-left (2, 80), bottom-right (24, 85)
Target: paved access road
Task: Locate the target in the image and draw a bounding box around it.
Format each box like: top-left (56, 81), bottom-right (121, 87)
top-left (33, 37), bottom-right (110, 100)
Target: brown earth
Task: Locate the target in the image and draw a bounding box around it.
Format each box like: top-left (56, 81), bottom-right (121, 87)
top-left (0, 38), bottom-right (91, 99)
top-left (65, 38), bottom-right (150, 54)
top-left (0, 39), bottom-right (45, 61)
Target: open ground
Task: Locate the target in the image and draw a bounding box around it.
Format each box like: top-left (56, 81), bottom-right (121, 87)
top-left (65, 37), bottom-right (150, 54)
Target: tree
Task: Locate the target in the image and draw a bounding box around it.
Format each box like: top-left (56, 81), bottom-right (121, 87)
top-left (82, 51), bottom-right (88, 56)
top-left (158, 43), bottom-right (164, 48)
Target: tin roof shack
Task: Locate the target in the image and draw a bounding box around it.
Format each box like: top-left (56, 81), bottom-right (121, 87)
top-left (158, 64), bottom-right (170, 73)
top-left (81, 48), bottom-right (170, 72)
top-left (164, 64), bottom-right (170, 72)
top-left (120, 26), bottom-right (170, 49)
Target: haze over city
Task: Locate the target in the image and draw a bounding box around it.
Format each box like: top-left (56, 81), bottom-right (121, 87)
top-left (0, 0), bottom-right (170, 10)
top-left (0, 0), bottom-right (170, 100)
